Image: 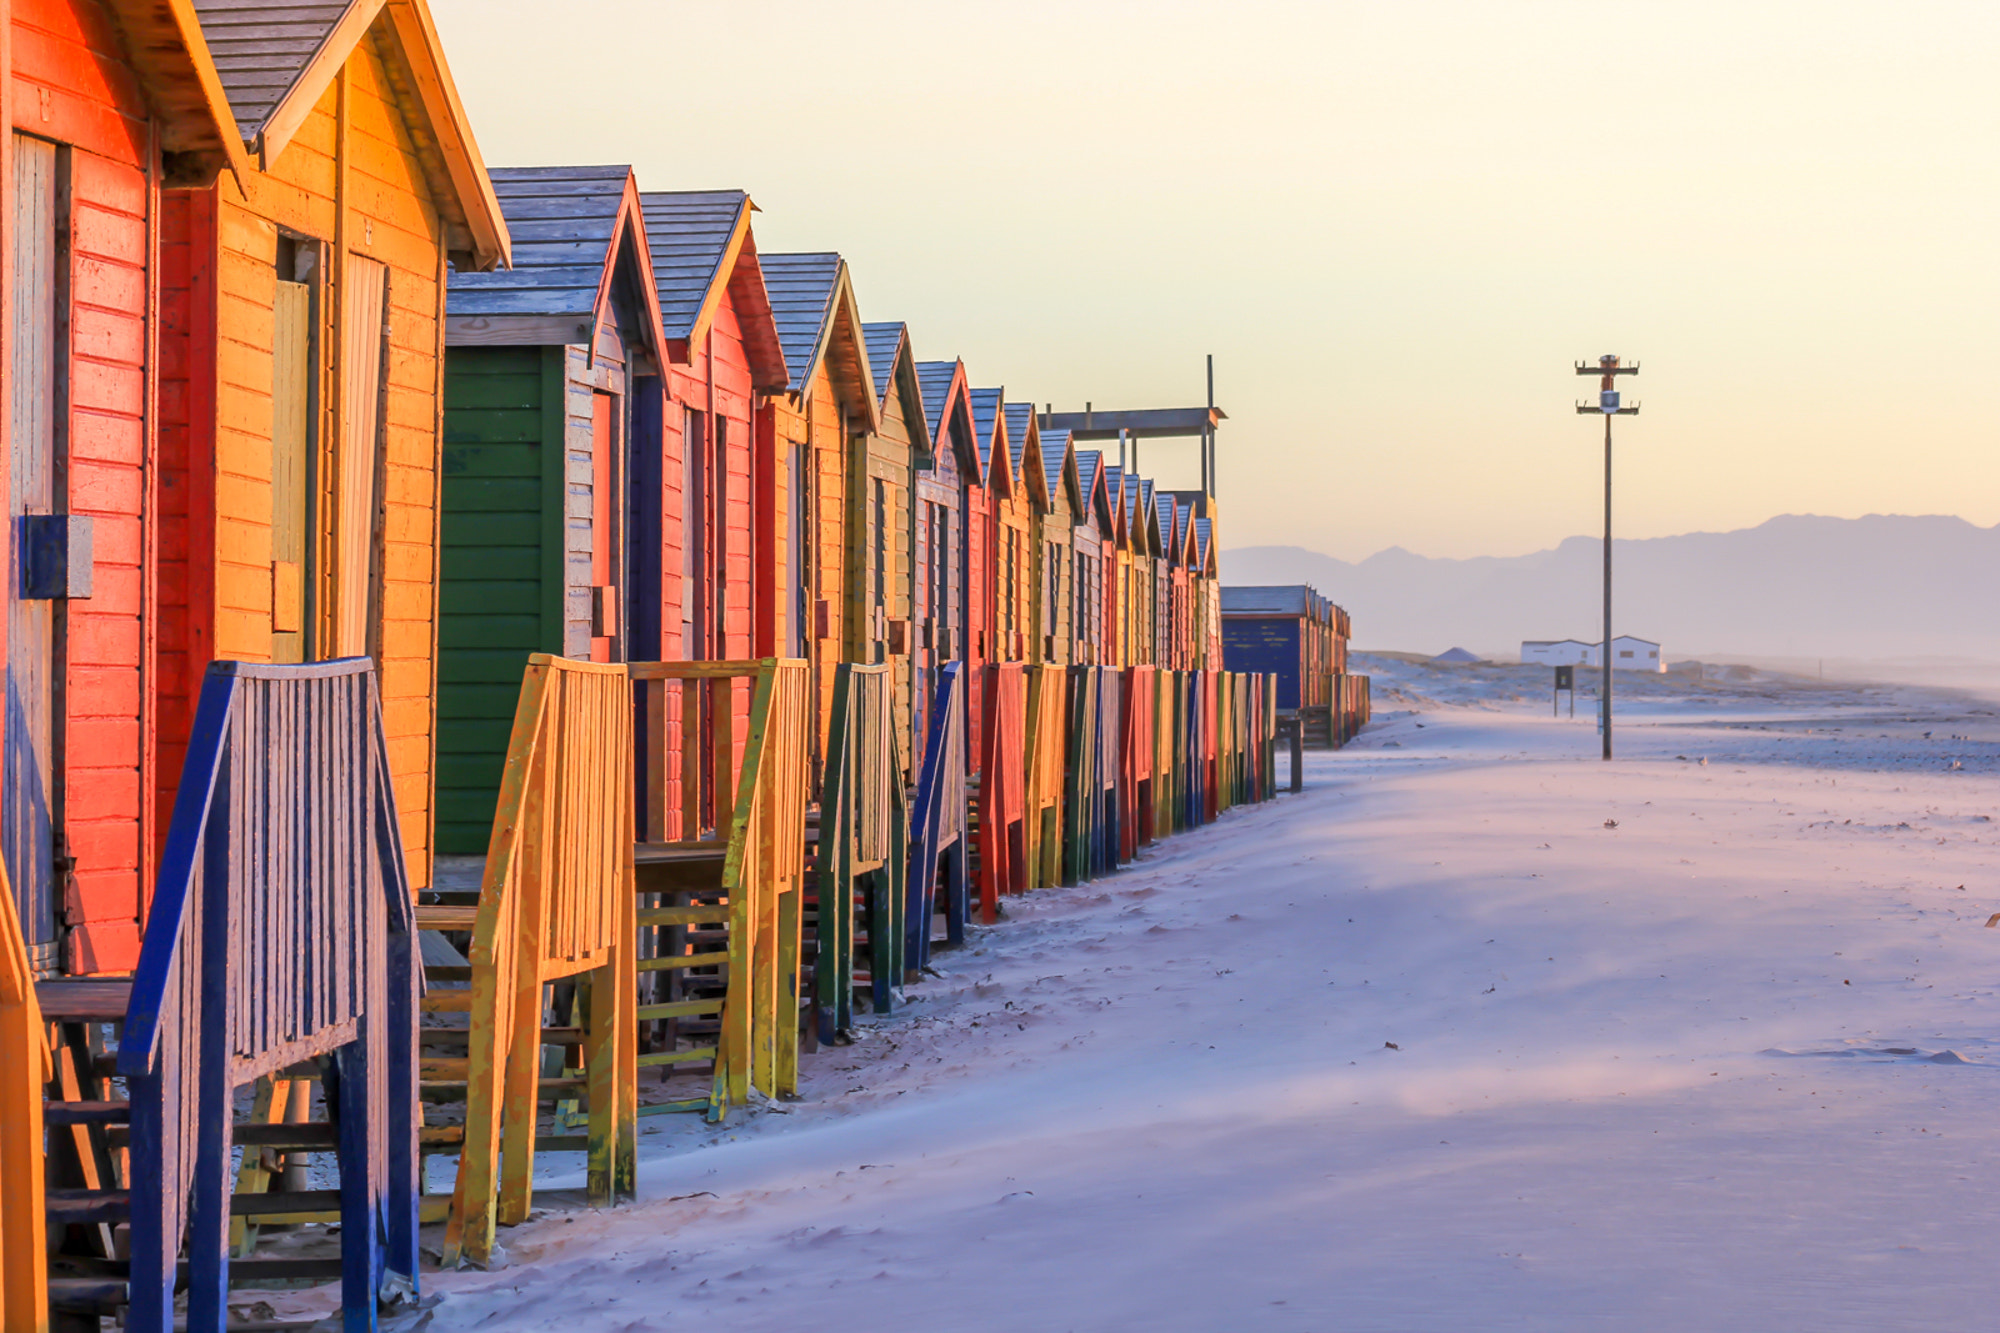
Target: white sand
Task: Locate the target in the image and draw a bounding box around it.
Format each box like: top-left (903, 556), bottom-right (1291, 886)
top-left (415, 655), bottom-right (2000, 1331)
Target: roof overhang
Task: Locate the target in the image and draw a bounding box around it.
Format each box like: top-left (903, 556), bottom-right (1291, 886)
top-left (1042, 405), bottom-right (1225, 441)
top-left (105, 0), bottom-right (249, 186)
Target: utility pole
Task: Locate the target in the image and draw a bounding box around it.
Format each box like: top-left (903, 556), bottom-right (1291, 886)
top-left (1575, 354), bottom-right (1638, 760)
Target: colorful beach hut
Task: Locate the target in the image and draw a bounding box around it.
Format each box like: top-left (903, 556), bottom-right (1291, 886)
top-left (434, 164), bottom-right (664, 853)
top-left (856, 321), bottom-right (931, 776)
top-left (760, 252), bottom-right (877, 779)
top-left (158, 0), bottom-right (510, 899)
top-left (1070, 450), bottom-right (1113, 667)
top-left (639, 189), bottom-right (787, 835)
top-left (912, 358), bottom-right (975, 756)
top-left (0, 0), bottom-right (240, 975)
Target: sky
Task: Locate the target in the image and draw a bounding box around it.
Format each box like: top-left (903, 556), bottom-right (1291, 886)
top-left (428, 0), bottom-right (2000, 561)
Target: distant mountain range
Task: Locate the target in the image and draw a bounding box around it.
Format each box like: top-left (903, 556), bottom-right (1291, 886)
top-left (1224, 514), bottom-right (2000, 663)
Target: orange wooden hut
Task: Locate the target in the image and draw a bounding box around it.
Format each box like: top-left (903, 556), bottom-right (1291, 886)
top-left (1, 0), bottom-right (242, 975)
top-left (155, 0), bottom-right (508, 900)
top-left (1070, 449), bottom-right (1112, 667)
top-left (757, 252), bottom-right (876, 779)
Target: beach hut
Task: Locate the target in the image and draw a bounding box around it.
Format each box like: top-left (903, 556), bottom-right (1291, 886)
top-left (0, 0), bottom-right (240, 977)
top-left (1000, 396), bottom-right (1048, 660)
top-left (912, 358), bottom-right (975, 756)
top-left (1099, 463), bottom-right (1128, 665)
top-left (1071, 449), bottom-right (1112, 667)
top-left (638, 189), bottom-right (787, 835)
top-left (434, 165), bottom-right (664, 854)
top-left (759, 252), bottom-right (877, 778)
top-left (157, 0), bottom-right (510, 901)
top-left (966, 386), bottom-right (1002, 675)
top-left (856, 321), bottom-right (931, 776)
top-left (1021, 410), bottom-right (1078, 666)
top-left (975, 390), bottom-right (1032, 665)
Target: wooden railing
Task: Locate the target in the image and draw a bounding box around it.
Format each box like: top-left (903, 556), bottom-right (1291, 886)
top-left (121, 660), bottom-right (418, 1333)
top-left (976, 665), bottom-right (1026, 922)
top-left (442, 655), bottom-right (637, 1269)
top-left (815, 662), bottom-right (907, 1039)
top-left (627, 659), bottom-right (810, 1113)
top-left (0, 857), bottom-right (47, 1330)
top-left (906, 663), bottom-right (968, 971)
top-left (1023, 665), bottom-right (1066, 888)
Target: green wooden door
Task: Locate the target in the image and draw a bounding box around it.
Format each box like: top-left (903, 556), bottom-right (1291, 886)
top-left (436, 345), bottom-right (563, 854)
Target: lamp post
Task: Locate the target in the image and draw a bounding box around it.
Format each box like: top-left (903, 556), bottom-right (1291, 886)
top-left (1575, 354), bottom-right (1638, 760)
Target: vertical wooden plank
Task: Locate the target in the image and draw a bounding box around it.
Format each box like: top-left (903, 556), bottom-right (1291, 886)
top-left (335, 256), bottom-right (386, 658)
top-left (271, 281), bottom-right (311, 662)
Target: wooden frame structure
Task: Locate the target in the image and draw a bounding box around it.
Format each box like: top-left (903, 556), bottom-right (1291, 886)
top-left (813, 661), bottom-right (907, 1038)
top-left (906, 661), bottom-right (967, 970)
top-left (911, 359), bottom-right (975, 764)
top-left (854, 322), bottom-right (929, 777)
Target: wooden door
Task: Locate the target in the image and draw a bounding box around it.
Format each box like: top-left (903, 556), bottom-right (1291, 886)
top-left (333, 255), bottom-right (386, 658)
top-left (590, 391), bottom-right (617, 662)
top-left (7, 135), bottom-right (58, 969)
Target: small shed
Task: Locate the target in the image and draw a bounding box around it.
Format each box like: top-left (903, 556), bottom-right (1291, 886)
top-left (856, 321), bottom-right (932, 777)
top-left (158, 0), bottom-right (510, 900)
top-left (760, 252), bottom-right (878, 777)
top-left (434, 164), bottom-right (664, 853)
top-left (1221, 584), bottom-right (1343, 711)
top-left (911, 359), bottom-right (976, 761)
top-left (1070, 450), bottom-right (1112, 666)
top-left (1005, 402), bottom-right (1065, 665)
top-left (1521, 639), bottom-right (1594, 667)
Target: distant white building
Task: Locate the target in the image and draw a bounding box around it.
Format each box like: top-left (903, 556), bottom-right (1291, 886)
top-left (1522, 637), bottom-right (1664, 671)
top-left (1521, 639), bottom-right (1593, 667)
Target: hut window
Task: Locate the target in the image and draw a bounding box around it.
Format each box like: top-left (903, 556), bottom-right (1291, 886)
top-left (271, 233), bottom-right (319, 663)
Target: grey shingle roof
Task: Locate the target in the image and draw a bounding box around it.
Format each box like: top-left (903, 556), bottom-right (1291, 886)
top-left (1221, 586), bottom-right (1318, 616)
top-left (760, 253), bottom-right (841, 394)
top-left (190, 0), bottom-right (349, 141)
top-left (969, 388), bottom-right (1003, 479)
top-left (638, 189), bottom-right (750, 341)
top-left (1039, 427), bottom-right (1072, 505)
top-left (449, 166), bottom-right (631, 322)
top-left (1002, 402), bottom-right (1040, 499)
top-left (916, 360), bottom-right (961, 440)
top-left (1074, 449), bottom-right (1103, 525)
top-left (1193, 517), bottom-right (1212, 570)
top-left (862, 322), bottom-right (905, 414)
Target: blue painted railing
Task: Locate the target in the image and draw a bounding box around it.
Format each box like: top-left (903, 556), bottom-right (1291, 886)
top-left (120, 660), bottom-right (418, 1333)
top-left (905, 663), bottom-right (967, 970)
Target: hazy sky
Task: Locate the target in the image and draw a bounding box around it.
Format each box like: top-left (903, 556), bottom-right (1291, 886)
top-left (429, 1), bottom-right (2000, 560)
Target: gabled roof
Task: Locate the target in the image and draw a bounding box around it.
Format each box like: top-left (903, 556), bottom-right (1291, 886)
top-left (1155, 495), bottom-right (1181, 564)
top-left (861, 323), bottom-right (933, 456)
top-left (1074, 450), bottom-right (1113, 534)
top-left (915, 360), bottom-right (978, 477)
top-left (639, 189), bottom-right (787, 391)
top-left (102, 0), bottom-right (247, 185)
top-left (1038, 426), bottom-right (1080, 514)
top-left (969, 387), bottom-right (1008, 491)
top-left (1100, 463), bottom-right (1127, 543)
top-left (190, 0), bottom-right (508, 269)
top-left (1193, 516), bottom-right (1213, 575)
top-left (762, 253), bottom-right (878, 431)
top-left (1002, 402), bottom-right (1049, 510)
top-left (447, 165), bottom-right (662, 360)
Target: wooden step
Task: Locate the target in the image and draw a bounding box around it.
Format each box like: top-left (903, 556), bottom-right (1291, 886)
top-left (230, 1189), bottom-right (343, 1218)
top-left (48, 1277), bottom-right (125, 1315)
top-left (46, 1189), bottom-right (130, 1225)
top-left (415, 905), bottom-right (480, 931)
top-left (233, 1121), bottom-right (337, 1150)
top-left (636, 951), bottom-right (728, 973)
top-left (42, 1099), bottom-right (129, 1127)
top-left (35, 978), bottom-right (131, 1021)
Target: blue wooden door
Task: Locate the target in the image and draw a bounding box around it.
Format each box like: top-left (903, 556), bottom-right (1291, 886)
top-left (8, 134), bottom-right (58, 971)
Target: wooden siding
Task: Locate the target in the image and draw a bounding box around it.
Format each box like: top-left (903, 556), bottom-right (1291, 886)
top-left (157, 25), bottom-right (450, 891)
top-left (10, 0), bottom-right (164, 973)
top-left (847, 373), bottom-right (913, 774)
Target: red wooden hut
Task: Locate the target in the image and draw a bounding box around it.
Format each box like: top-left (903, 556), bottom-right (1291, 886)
top-left (1, 0), bottom-right (240, 975)
top-left (638, 189), bottom-right (787, 834)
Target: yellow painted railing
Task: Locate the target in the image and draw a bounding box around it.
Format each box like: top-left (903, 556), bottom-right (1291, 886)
top-left (0, 858), bottom-right (48, 1332)
top-left (629, 659), bottom-right (810, 1115)
top-left (1023, 665), bottom-right (1066, 888)
top-left (442, 656), bottom-right (638, 1269)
